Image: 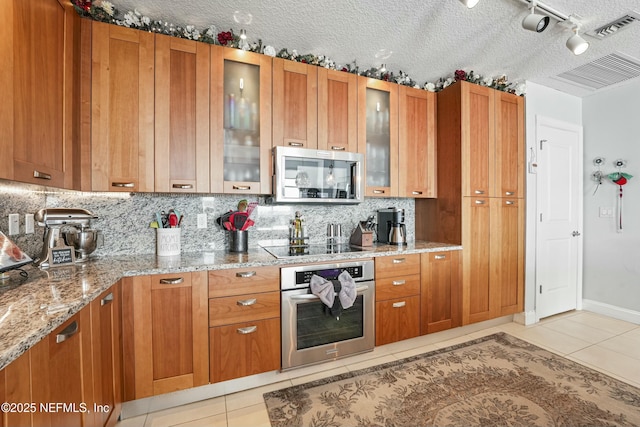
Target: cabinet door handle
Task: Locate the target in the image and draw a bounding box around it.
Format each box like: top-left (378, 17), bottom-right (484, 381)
top-left (372, 189), bottom-right (385, 194)
top-left (33, 170), bottom-right (52, 180)
top-left (434, 254), bottom-right (446, 260)
top-left (232, 185), bottom-right (251, 190)
top-left (56, 321), bottom-right (78, 344)
top-left (392, 301), bottom-right (406, 308)
top-left (237, 298), bottom-right (257, 306)
top-left (159, 277), bottom-right (184, 285)
top-left (412, 191), bottom-right (423, 195)
top-left (392, 258), bottom-right (406, 264)
top-left (101, 292), bottom-right (114, 306)
top-left (474, 190), bottom-right (485, 195)
top-left (236, 271), bottom-right (256, 278)
top-left (287, 141), bottom-right (304, 147)
top-left (112, 182), bottom-right (135, 188)
top-left (392, 280), bottom-right (406, 286)
top-left (475, 200), bottom-right (486, 205)
top-left (330, 146), bottom-right (346, 151)
top-left (172, 184), bottom-right (193, 189)
top-left (505, 200), bottom-right (515, 205)
top-left (505, 191), bottom-right (515, 196)
top-left (237, 326), bottom-right (257, 334)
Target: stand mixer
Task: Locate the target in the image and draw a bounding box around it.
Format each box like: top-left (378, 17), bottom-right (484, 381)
top-left (34, 208), bottom-right (100, 267)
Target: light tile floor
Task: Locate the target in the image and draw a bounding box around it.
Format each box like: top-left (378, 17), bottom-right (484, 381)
top-left (116, 310), bottom-right (640, 427)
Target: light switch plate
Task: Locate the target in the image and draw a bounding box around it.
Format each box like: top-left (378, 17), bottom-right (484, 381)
top-left (197, 213), bottom-right (208, 229)
top-left (8, 214), bottom-right (19, 235)
top-left (25, 214), bottom-right (35, 234)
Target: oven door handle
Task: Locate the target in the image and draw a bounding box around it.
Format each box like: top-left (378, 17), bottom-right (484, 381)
top-left (289, 285), bottom-right (370, 300)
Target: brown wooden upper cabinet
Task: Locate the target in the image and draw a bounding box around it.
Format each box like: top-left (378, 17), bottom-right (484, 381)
top-left (398, 86), bottom-right (437, 198)
top-left (1, 0), bottom-right (79, 189)
top-left (155, 35), bottom-right (210, 193)
top-left (210, 46), bottom-right (273, 194)
top-left (272, 58), bottom-right (318, 149)
top-left (461, 81), bottom-right (524, 198)
top-left (317, 68), bottom-right (358, 152)
top-left (91, 21), bottom-right (155, 192)
top-left (358, 77), bottom-right (399, 197)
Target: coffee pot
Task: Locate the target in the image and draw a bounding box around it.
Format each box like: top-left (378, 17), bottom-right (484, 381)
top-left (387, 222), bottom-right (407, 245)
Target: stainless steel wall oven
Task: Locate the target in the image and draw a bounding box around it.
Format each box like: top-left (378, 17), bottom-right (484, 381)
top-left (280, 260), bottom-right (375, 370)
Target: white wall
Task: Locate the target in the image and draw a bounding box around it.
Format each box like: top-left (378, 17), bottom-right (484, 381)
top-left (523, 82), bottom-right (582, 323)
top-left (582, 79), bottom-right (640, 318)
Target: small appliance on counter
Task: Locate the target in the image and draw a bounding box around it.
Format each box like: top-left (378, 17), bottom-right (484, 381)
top-left (34, 208), bottom-right (100, 268)
top-left (377, 207), bottom-right (407, 245)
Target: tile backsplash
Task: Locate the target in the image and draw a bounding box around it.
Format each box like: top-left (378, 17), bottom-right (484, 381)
top-left (0, 179), bottom-right (415, 258)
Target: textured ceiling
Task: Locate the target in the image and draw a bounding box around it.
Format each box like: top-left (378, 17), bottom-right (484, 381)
top-left (104, 0), bottom-right (640, 96)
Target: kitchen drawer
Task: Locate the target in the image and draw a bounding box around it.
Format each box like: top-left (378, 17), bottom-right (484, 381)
top-left (209, 291), bottom-right (280, 327)
top-left (375, 254), bottom-right (421, 278)
top-left (210, 317), bottom-right (280, 383)
top-left (151, 272), bottom-right (192, 288)
top-left (208, 266), bottom-right (279, 298)
top-left (375, 295), bottom-right (420, 346)
top-left (375, 273), bottom-right (421, 301)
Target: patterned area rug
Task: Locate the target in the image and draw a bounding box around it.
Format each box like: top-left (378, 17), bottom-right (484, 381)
top-left (264, 333), bottom-right (640, 426)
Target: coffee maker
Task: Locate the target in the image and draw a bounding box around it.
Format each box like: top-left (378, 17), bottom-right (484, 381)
top-left (376, 207), bottom-right (406, 245)
top-left (34, 208), bottom-right (99, 267)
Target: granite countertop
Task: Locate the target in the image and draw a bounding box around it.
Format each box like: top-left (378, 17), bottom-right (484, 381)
top-left (0, 241), bottom-right (461, 370)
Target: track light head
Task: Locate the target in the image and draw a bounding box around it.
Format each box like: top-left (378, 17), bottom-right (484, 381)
top-left (566, 32), bottom-right (589, 55)
top-left (458, 0), bottom-right (480, 9)
top-left (522, 13), bottom-right (550, 32)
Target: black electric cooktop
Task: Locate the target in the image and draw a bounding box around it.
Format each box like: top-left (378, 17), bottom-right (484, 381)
top-left (261, 244), bottom-right (371, 259)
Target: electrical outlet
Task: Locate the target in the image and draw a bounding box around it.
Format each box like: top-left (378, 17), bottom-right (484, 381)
top-left (8, 214), bottom-right (19, 235)
top-left (599, 207), bottom-right (613, 218)
top-left (197, 213), bottom-right (208, 229)
top-left (25, 214), bottom-right (35, 234)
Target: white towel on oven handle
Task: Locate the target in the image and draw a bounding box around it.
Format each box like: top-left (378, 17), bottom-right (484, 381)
top-left (310, 274), bottom-right (336, 307)
top-left (338, 270), bottom-right (357, 309)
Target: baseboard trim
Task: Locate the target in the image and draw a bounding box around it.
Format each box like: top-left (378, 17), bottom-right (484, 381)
top-left (513, 310), bottom-right (537, 326)
top-left (582, 299), bottom-right (640, 325)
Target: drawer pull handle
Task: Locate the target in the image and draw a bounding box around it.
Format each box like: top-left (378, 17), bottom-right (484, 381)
top-left (474, 190), bottom-right (485, 194)
top-left (112, 182), bottom-right (135, 188)
top-left (505, 200), bottom-right (515, 205)
top-left (392, 280), bottom-right (406, 286)
top-left (412, 191), bottom-right (423, 195)
top-left (392, 258), bottom-right (406, 264)
top-left (56, 321), bottom-right (78, 344)
top-left (505, 191), bottom-right (515, 196)
top-left (392, 301), bottom-right (406, 308)
top-left (236, 271), bottom-right (256, 278)
top-left (372, 189), bottom-right (385, 194)
top-left (33, 170), bottom-right (52, 180)
top-left (159, 277), bottom-right (184, 285)
top-left (101, 292), bottom-right (114, 306)
top-left (232, 185), bottom-right (251, 190)
top-left (475, 200), bottom-right (486, 205)
top-left (287, 141), bottom-right (304, 147)
top-left (434, 254), bottom-right (446, 260)
top-left (172, 183), bottom-right (193, 189)
top-left (237, 298), bottom-right (257, 306)
top-left (237, 326), bottom-right (257, 334)
top-left (331, 146), bottom-right (346, 151)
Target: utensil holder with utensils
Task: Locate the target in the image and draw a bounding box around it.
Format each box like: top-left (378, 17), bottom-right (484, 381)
top-left (156, 227), bottom-right (181, 257)
top-left (229, 230), bottom-right (248, 253)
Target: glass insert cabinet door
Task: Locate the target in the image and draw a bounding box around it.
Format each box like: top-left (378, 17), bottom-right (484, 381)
top-left (211, 47), bottom-right (272, 194)
top-left (358, 78), bottom-right (398, 197)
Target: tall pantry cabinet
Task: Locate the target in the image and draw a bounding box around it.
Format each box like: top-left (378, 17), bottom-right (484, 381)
top-left (416, 81), bottom-right (524, 325)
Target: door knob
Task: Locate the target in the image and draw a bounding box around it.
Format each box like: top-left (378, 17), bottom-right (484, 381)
top-left (571, 231), bottom-right (581, 237)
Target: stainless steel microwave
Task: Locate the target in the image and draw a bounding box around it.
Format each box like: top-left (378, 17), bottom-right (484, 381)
top-left (272, 146), bottom-right (364, 204)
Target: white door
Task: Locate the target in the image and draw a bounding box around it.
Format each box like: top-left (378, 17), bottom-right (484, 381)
top-left (535, 116), bottom-right (583, 320)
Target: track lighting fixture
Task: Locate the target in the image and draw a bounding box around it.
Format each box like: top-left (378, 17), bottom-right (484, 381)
top-left (458, 0), bottom-right (480, 9)
top-left (566, 29), bottom-right (589, 55)
top-left (522, 1), bottom-right (550, 33)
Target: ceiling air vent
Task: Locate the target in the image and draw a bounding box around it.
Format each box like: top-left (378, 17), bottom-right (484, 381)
top-left (554, 52), bottom-right (640, 90)
top-left (586, 11), bottom-right (640, 39)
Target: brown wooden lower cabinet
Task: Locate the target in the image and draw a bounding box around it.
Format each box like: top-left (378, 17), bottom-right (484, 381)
top-left (421, 251), bottom-right (461, 334)
top-left (210, 318), bottom-right (280, 383)
top-left (375, 295), bottom-right (421, 346)
top-left (1, 350), bottom-right (32, 427)
top-left (122, 272), bottom-right (209, 400)
top-left (30, 309), bottom-right (94, 427)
